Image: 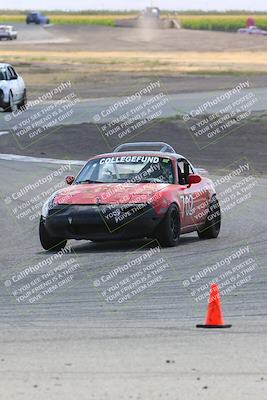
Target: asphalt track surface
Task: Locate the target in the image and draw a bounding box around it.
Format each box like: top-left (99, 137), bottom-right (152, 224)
top-left (0, 23), bottom-right (70, 44)
top-left (0, 87), bottom-right (267, 130)
top-left (0, 150), bottom-right (267, 399)
top-left (0, 79), bottom-right (266, 400)
top-left (1, 22), bottom-right (267, 400)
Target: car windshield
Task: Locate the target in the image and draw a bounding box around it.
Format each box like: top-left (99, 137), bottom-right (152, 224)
top-left (76, 156), bottom-right (174, 184)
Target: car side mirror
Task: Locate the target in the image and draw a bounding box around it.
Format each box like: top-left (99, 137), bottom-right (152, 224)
top-left (65, 175), bottom-right (75, 185)
top-left (188, 174), bottom-right (201, 187)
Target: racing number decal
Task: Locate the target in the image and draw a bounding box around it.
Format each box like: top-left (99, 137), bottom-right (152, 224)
top-left (182, 194), bottom-right (194, 216)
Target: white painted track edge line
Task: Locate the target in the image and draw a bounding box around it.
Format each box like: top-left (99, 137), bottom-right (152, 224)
top-left (0, 153), bottom-right (85, 165)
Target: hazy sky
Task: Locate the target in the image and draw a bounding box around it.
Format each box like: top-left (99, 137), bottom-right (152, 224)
top-left (3, 0), bottom-right (267, 11)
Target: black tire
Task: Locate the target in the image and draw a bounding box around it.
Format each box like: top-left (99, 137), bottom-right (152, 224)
top-left (156, 203), bottom-right (180, 247)
top-left (39, 217), bottom-right (67, 251)
top-left (3, 92), bottom-right (14, 112)
top-left (198, 196), bottom-right (221, 239)
top-left (18, 89), bottom-right (27, 110)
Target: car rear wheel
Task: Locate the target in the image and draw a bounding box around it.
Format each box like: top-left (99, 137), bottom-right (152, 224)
top-left (39, 217), bottom-right (67, 251)
top-left (198, 196), bottom-right (221, 239)
top-left (156, 203), bottom-right (180, 247)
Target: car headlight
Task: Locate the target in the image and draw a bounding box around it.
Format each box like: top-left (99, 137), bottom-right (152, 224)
top-left (41, 193), bottom-right (57, 218)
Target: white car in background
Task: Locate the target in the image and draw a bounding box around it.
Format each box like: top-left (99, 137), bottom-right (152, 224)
top-left (0, 63), bottom-right (27, 112)
top-left (238, 25), bottom-right (267, 35)
top-left (0, 25), bottom-right (17, 40)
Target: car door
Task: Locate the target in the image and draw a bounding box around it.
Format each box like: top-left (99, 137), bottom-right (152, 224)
top-left (14, 68), bottom-right (25, 99)
top-left (7, 66), bottom-right (19, 102)
top-left (177, 159), bottom-right (208, 228)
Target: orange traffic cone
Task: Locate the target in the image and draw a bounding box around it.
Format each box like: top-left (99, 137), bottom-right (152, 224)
top-left (196, 283), bottom-right (232, 329)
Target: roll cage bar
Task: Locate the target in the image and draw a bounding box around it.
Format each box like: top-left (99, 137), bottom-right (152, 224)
top-left (113, 142), bottom-right (176, 154)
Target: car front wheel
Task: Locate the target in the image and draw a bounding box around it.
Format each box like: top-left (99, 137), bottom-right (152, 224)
top-left (156, 203), bottom-right (180, 247)
top-left (39, 217), bottom-right (67, 251)
top-left (18, 89), bottom-right (27, 110)
top-left (4, 92), bottom-right (14, 112)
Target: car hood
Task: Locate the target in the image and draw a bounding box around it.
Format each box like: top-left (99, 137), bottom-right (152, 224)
top-left (54, 182), bottom-right (170, 205)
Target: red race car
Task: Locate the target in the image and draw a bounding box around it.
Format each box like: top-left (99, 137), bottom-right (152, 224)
top-left (39, 142), bottom-right (221, 250)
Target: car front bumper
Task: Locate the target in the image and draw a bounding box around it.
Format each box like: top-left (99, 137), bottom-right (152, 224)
top-left (44, 203), bottom-right (163, 241)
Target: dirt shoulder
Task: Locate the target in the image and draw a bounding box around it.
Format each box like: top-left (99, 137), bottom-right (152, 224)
top-left (5, 25), bottom-right (267, 53)
top-left (2, 50), bottom-right (267, 75)
top-left (0, 119), bottom-right (266, 174)
top-left (1, 64), bottom-right (267, 100)
top-left (2, 25), bottom-right (267, 76)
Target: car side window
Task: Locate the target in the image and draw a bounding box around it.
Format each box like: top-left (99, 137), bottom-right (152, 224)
top-left (8, 67), bottom-right (17, 80)
top-left (7, 68), bottom-right (13, 80)
top-left (0, 69), bottom-right (7, 80)
top-left (177, 159), bottom-right (194, 185)
top-left (5, 68), bottom-right (11, 80)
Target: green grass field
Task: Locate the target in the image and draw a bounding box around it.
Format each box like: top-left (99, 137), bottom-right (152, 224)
top-left (179, 15), bottom-right (267, 31)
top-left (0, 14), bottom-right (127, 26)
top-left (0, 12), bottom-right (267, 31)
